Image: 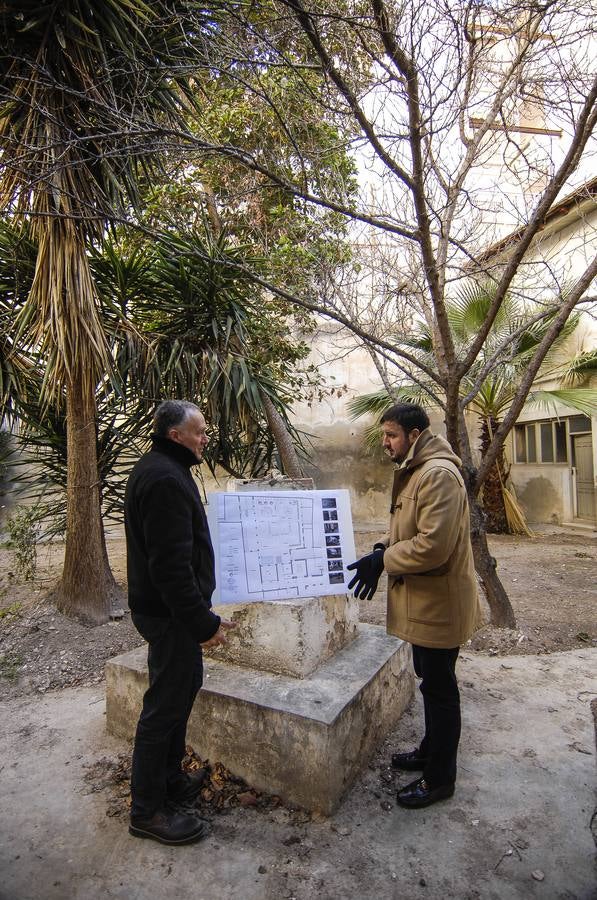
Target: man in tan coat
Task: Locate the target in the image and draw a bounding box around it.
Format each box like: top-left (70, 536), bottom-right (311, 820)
top-left (348, 403), bottom-right (482, 808)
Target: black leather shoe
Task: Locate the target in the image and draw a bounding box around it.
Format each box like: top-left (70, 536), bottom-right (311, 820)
top-left (167, 769), bottom-right (209, 803)
top-left (396, 777), bottom-right (455, 809)
top-left (391, 749), bottom-right (427, 771)
top-left (129, 807), bottom-right (210, 845)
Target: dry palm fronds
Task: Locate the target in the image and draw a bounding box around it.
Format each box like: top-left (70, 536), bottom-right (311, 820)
top-left (16, 217), bottom-right (110, 406)
top-left (485, 416), bottom-right (533, 537)
top-left (502, 483), bottom-right (533, 537)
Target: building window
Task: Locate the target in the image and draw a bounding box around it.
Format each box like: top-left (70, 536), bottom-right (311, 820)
top-left (569, 415), bottom-right (591, 434)
top-left (527, 424), bottom-right (537, 462)
top-left (555, 421), bottom-right (567, 462)
top-left (515, 425), bottom-right (526, 462)
top-left (514, 418), bottom-right (576, 464)
top-left (540, 422), bottom-right (553, 462)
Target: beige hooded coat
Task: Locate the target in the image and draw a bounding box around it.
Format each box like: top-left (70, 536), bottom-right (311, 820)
top-left (380, 428), bottom-right (482, 649)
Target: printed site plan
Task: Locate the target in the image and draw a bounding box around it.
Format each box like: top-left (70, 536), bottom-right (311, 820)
top-left (207, 490), bottom-right (356, 604)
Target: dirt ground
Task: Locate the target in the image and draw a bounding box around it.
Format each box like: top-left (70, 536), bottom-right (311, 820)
top-left (0, 525), bottom-right (595, 701)
top-left (1, 644), bottom-right (596, 900)
top-left (0, 525), bottom-right (595, 900)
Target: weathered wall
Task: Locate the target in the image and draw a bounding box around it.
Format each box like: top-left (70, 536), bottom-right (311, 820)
top-left (509, 464), bottom-right (573, 525)
top-left (299, 421), bottom-right (389, 523)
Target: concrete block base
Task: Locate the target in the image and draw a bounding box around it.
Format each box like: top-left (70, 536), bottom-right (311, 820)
top-left (106, 624), bottom-right (414, 815)
top-left (210, 594), bottom-right (359, 678)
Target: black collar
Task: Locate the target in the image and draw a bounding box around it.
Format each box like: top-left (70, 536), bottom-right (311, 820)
top-left (150, 434), bottom-right (198, 469)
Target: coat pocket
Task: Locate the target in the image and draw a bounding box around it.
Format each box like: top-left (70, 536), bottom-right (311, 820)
top-left (405, 574), bottom-right (452, 626)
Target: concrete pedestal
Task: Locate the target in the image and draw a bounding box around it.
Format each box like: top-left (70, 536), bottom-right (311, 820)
top-left (106, 624), bottom-right (413, 815)
top-left (210, 594), bottom-right (359, 678)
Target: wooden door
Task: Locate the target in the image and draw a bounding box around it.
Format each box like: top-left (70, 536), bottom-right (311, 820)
top-left (574, 433), bottom-right (596, 522)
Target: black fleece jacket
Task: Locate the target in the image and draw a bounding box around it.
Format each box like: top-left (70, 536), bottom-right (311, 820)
top-left (124, 435), bottom-right (220, 643)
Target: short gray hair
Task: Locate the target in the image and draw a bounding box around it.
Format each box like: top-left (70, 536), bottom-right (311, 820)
top-left (153, 400), bottom-right (201, 437)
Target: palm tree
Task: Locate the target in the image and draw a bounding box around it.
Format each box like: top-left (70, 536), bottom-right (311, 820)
top-left (349, 283), bottom-right (597, 534)
top-left (0, 1), bottom-right (213, 622)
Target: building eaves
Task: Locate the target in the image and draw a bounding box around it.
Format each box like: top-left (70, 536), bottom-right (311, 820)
top-left (475, 176), bottom-right (597, 265)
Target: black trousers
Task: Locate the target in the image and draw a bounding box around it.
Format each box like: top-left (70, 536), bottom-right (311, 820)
top-left (412, 644), bottom-right (461, 788)
top-left (130, 613), bottom-right (203, 819)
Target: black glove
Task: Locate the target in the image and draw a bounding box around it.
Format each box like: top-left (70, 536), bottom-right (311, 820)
top-left (347, 547), bottom-right (385, 602)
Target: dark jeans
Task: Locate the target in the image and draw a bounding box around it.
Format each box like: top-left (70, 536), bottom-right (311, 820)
top-left (130, 613), bottom-right (203, 819)
top-left (412, 644), bottom-right (461, 788)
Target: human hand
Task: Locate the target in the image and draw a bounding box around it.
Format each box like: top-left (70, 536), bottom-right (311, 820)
top-left (201, 618), bottom-right (236, 649)
top-left (346, 548), bottom-right (385, 602)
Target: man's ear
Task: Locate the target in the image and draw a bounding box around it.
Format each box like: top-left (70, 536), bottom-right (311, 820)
top-left (408, 428), bottom-right (421, 446)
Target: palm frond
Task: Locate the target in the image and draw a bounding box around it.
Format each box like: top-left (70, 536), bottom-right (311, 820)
top-left (448, 281), bottom-right (516, 343)
top-left (526, 388), bottom-right (597, 417)
top-left (511, 311), bottom-right (580, 363)
top-left (559, 349), bottom-right (597, 387)
top-left (347, 389), bottom-right (394, 420)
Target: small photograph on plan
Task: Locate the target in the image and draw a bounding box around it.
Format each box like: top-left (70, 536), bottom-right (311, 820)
top-left (322, 498), bottom-right (337, 509)
top-left (327, 547), bottom-right (342, 559)
top-left (324, 522), bottom-right (339, 534)
top-left (326, 534), bottom-right (340, 546)
top-left (323, 510), bottom-right (338, 521)
top-left (329, 572), bottom-right (344, 584)
top-left (328, 560), bottom-right (343, 572)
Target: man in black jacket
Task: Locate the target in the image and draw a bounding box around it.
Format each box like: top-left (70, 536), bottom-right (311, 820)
top-left (125, 400), bottom-right (234, 845)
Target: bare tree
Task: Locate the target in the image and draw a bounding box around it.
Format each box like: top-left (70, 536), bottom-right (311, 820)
top-left (180, 0), bottom-right (597, 626)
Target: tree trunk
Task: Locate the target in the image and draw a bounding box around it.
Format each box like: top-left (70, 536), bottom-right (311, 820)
top-left (469, 493), bottom-right (517, 628)
top-left (53, 373), bottom-right (123, 624)
top-left (456, 414), bottom-right (517, 627)
top-left (261, 393), bottom-right (304, 478)
top-left (480, 416), bottom-right (509, 533)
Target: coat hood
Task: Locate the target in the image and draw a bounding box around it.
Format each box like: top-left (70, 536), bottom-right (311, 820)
top-left (399, 427), bottom-right (462, 472)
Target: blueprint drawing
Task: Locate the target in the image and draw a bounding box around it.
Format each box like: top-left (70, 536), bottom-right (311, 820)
top-left (207, 489), bottom-right (356, 604)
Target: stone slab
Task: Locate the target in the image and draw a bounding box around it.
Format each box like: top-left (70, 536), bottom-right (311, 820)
top-left (211, 594), bottom-right (359, 678)
top-left (106, 624), bottom-right (414, 815)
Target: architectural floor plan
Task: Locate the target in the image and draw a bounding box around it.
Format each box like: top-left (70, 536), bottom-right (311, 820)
top-left (207, 489), bottom-right (356, 604)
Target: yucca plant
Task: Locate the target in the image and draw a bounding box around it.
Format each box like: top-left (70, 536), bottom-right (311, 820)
top-left (0, 1), bottom-right (223, 622)
top-left (93, 227), bottom-right (312, 480)
top-left (0, 220), bottom-right (314, 549)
